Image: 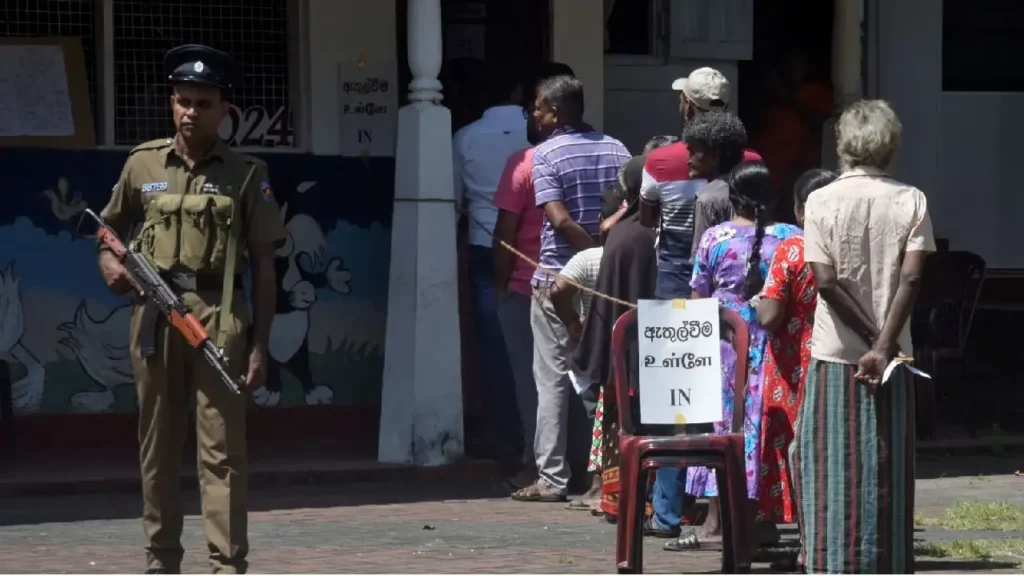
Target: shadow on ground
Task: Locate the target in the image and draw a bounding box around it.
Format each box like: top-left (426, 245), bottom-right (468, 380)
top-left (916, 453), bottom-right (1020, 480)
top-left (0, 479), bottom-right (513, 527)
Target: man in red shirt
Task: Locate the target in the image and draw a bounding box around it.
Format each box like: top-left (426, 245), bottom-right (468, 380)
top-left (637, 67), bottom-right (763, 543)
top-left (639, 67), bottom-right (762, 300)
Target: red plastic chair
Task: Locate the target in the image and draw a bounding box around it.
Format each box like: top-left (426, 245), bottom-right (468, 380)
top-left (612, 306), bottom-right (751, 574)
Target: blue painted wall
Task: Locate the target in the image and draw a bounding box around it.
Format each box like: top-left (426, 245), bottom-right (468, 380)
top-left (0, 149), bottom-right (393, 414)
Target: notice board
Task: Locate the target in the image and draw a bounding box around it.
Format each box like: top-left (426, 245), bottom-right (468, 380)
top-left (0, 36), bottom-right (96, 149)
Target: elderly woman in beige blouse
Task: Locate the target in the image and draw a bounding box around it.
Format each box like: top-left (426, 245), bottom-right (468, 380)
top-left (790, 99), bottom-right (935, 573)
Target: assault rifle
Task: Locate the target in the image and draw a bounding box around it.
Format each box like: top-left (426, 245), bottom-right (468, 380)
top-left (81, 209), bottom-right (245, 395)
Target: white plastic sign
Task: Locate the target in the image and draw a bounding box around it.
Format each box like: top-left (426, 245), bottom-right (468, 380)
top-left (637, 298), bottom-right (723, 425)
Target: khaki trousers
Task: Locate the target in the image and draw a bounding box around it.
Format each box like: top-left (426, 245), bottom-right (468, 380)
top-left (130, 289), bottom-right (250, 574)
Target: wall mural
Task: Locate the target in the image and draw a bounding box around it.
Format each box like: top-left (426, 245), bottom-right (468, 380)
top-left (0, 150), bottom-right (394, 414)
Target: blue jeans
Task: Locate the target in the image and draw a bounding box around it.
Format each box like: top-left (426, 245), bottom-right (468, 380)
top-left (653, 468), bottom-right (687, 528)
top-left (651, 420), bottom-right (714, 527)
top-left (655, 263), bottom-right (693, 300)
top-left (468, 245), bottom-right (524, 473)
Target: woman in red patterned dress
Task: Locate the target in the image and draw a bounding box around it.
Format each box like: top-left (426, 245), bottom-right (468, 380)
top-left (754, 169), bottom-right (837, 543)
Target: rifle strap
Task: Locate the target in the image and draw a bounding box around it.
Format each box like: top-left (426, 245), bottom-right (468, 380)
top-left (216, 164), bottom-right (256, 349)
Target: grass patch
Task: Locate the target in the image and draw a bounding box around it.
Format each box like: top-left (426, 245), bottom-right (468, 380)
top-left (917, 501), bottom-right (1024, 532)
top-left (554, 554), bottom-right (576, 565)
top-left (915, 539), bottom-right (1024, 566)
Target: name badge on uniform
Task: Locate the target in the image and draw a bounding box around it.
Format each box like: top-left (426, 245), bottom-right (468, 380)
top-left (141, 181), bottom-right (168, 193)
top-left (202, 183), bottom-right (221, 195)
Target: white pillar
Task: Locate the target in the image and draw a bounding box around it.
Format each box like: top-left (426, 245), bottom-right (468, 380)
top-left (378, 0), bottom-right (464, 466)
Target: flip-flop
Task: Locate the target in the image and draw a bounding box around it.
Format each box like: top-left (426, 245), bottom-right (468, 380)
top-left (510, 485), bottom-right (567, 502)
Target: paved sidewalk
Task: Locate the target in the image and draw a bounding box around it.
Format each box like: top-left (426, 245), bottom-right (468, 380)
top-left (0, 455), bottom-right (1022, 573)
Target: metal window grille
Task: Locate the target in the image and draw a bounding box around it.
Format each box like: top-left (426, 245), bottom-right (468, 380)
top-left (0, 0), bottom-right (98, 121)
top-left (112, 0), bottom-right (292, 146)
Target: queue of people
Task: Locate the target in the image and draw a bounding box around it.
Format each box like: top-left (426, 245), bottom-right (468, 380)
top-left (455, 62), bottom-right (934, 574)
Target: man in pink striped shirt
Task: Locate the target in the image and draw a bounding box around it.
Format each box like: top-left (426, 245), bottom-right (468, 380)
top-left (491, 63), bottom-right (574, 490)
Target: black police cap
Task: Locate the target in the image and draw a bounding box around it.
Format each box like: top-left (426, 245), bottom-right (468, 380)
top-left (164, 44), bottom-right (238, 90)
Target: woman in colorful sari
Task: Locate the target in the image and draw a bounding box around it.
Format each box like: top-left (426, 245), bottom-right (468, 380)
top-left (669, 160), bottom-right (801, 551)
top-left (754, 168), bottom-right (837, 562)
top-left (792, 99), bottom-right (934, 573)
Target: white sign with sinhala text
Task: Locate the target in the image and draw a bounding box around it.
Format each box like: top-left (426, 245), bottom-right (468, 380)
top-left (637, 298), bottom-right (723, 425)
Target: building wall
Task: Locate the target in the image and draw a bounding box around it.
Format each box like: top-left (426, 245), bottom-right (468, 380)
top-left (0, 0), bottom-right (398, 417)
top-left (872, 0), bottom-right (1024, 270)
top-left (551, 0), bottom-right (605, 131)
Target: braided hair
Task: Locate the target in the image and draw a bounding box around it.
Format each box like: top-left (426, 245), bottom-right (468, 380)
top-left (726, 161), bottom-right (774, 300)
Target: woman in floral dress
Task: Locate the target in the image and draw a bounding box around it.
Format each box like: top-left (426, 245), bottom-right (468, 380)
top-left (678, 161), bottom-right (801, 548)
top-left (754, 169), bottom-right (837, 549)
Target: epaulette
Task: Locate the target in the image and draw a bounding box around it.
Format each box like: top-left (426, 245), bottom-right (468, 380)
top-left (129, 138), bottom-right (173, 155)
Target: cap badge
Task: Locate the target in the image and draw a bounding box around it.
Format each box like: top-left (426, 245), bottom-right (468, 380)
top-left (194, 61), bottom-right (205, 73)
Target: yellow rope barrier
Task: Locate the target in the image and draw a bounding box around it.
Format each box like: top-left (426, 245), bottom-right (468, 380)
top-left (454, 203), bottom-right (639, 310)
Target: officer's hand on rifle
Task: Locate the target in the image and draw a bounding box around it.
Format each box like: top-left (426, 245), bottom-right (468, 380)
top-left (99, 250), bottom-right (140, 296)
top-left (244, 345), bottom-right (267, 392)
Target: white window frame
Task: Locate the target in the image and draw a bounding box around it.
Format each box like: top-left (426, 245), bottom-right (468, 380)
top-left (94, 0), bottom-right (311, 153)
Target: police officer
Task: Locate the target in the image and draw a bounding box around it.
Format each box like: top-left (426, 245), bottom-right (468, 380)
top-left (97, 44), bottom-right (285, 574)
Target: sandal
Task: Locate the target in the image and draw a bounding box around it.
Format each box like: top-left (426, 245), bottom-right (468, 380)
top-left (663, 528), bottom-right (720, 552)
top-left (510, 483), bottom-right (567, 502)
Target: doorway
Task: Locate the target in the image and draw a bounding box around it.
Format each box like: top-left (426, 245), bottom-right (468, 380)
top-left (739, 0), bottom-right (836, 223)
top-left (395, 0), bottom-right (551, 132)
top-left (394, 0), bottom-right (556, 467)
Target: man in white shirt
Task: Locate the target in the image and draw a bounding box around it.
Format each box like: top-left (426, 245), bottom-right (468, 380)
top-left (453, 66), bottom-right (531, 479)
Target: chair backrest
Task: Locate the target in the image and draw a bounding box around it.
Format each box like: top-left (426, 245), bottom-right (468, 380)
top-left (914, 250), bottom-right (986, 351)
top-left (612, 304), bottom-right (749, 437)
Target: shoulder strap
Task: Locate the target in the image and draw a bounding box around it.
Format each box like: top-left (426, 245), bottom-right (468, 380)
top-left (216, 163), bottom-right (257, 349)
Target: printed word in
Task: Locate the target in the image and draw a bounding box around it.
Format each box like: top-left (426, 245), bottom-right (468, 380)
top-left (670, 388), bottom-right (692, 407)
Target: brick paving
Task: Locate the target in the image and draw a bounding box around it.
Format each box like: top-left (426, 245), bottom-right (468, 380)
top-left (1, 455), bottom-right (1023, 573)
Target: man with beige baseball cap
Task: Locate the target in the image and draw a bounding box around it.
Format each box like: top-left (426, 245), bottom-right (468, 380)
top-left (672, 66), bottom-right (731, 119)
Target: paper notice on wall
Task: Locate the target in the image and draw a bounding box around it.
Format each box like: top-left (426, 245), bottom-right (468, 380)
top-left (0, 45), bottom-right (74, 137)
top-left (337, 57), bottom-right (399, 157)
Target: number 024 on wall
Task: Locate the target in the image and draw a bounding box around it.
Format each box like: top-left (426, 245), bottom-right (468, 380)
top-left (218, 105), bottom-right (294, 147)
top-left (636, 298), bottom-right (723, 426)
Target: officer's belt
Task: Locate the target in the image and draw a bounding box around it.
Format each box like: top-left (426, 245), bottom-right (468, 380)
top-left (138, 272), bottom-right (244, 359)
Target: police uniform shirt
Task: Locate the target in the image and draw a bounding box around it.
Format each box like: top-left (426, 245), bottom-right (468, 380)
top-left (101, 137), bottom-right (287, 271)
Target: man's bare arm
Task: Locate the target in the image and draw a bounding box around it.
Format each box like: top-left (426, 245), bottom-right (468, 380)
top-left (810, 262), bottom-right (879, 348)
top-left (872, 251), bottom-right (927, 357)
